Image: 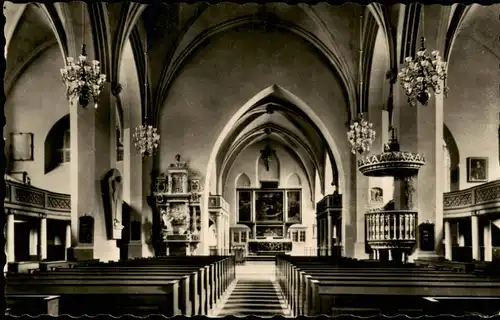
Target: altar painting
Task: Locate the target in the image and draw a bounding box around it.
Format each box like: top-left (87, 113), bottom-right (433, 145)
top-left (287, 190), bottom-right (301, 222)
top-left (255, 191), bottom-right (284, 222)
top-left (256, 226), bottom-right (283, 238)
top-left (237, 190), bottom-right (252, 222)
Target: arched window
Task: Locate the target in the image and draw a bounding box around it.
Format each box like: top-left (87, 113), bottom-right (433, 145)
top-left (443, 140), bottom-right (451, 193)
top-left (44, 114), bottom-right (70, 173)
top-left (59, 129), bottom-right (71, 163)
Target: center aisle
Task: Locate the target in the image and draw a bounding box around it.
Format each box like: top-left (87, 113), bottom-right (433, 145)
top-left (213, 260), bottom-right (290, 316)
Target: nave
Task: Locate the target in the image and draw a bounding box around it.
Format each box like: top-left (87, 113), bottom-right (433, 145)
top-left (5, 254), bottom-right (500, 317)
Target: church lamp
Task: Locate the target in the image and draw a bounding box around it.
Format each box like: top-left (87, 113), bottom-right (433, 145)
top-left (346, 113), bottom-right (376, 155)
top-left (132, 122), bottom-right (160, 157)
top-left (60, 44), bottom-right (106, 109)
top-left (398, 37), bottom-right (448, 107)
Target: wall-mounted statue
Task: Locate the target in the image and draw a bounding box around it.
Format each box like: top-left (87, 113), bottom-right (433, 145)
top-left (102, 168), bottom-right (124, 239)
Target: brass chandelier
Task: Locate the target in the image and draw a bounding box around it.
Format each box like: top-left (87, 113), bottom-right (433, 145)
top-left (60, 5), bottom-right (106, 108)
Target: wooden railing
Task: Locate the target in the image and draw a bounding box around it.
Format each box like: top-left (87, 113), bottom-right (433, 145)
top-left (443, 179), bottom-right (500, 218)
top-left (316, 194), bottom-right (342, 214)
top-left (4, 179), bottom-right (71, 219)
top-left (365, 210), bottom-right (417, 250)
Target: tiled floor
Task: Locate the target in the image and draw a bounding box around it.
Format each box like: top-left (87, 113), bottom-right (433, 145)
top-left (213, 261), bottom-right (289, 316)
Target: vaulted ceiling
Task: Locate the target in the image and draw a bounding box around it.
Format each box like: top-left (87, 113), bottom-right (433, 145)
top-left (6, 3), bottom-right (498, 125)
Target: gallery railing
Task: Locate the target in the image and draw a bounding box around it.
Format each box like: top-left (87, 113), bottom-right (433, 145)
top-left (443, 179), bottom-right (500, 218)
top-left (365, 210), bottom-right (417, 250)
top-left (4, 179), bottom-right (71, 219)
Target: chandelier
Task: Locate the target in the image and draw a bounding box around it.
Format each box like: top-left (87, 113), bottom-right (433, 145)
top-left (133, 15), bottom-right (160, 158)
top-left (132, 122), bottom-right (160, 157)
top-left (346, 14), bottom-right (376, 156)
top-left (398, 37), bottom-right (448, 107)
top-left (347, 113), bottom-right (376, 155)
top-left (60, 44), bottom-right (106, 108)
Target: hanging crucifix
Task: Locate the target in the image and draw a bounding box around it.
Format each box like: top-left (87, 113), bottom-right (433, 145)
top-left (260, 144), bottom-right (276, 172)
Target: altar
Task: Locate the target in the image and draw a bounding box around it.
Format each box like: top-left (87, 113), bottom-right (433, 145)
top-left (248, 237), bottom-right (292, 255)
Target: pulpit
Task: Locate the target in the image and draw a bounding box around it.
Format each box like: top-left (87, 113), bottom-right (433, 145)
top-left (153, 155), bottom-right (202, 256)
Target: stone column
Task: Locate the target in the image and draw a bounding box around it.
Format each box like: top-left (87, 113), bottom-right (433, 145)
top-left (327, 212), bottom-right (332, 255)
top-left (457, 221), bottom-right (465, 246)
top-left (333, 223), bottom-right (338, 245)
top-left (40, 215), bottom-right (47, 260)
top-left (65, 223), bottom-right (71, 260)
top-left (444, 220), bottom-right (452, 260)
top-left (355, 166), bottom-right (370, 259)
top-left (484, 220), bottom-right (492, 262)
top-left (7, 210), bottom-right (15, 263)
top-left (395, 5), bottom-right (448, 261)
top-left (68, 94), bottom-right (97, 259)
top-left (471, 214), bottom-right (480, 261)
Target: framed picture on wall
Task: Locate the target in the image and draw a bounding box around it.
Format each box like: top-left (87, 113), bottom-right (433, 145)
top-left (467, 157), bottom-right (488, 182)
top-left (237, 190), bottom-right (252, 222)
top-left (10, 132), bottom-right (34, 161)
top-left (286, 190), bottom-right (301, 222)
top-left (255, 190), bottom-right (284, 222)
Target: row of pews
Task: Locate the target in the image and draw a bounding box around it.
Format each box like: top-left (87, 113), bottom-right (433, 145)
top-left (276, 256), bottom-right (500, 317)
top-left (6, 256), bottom-right (235, 316)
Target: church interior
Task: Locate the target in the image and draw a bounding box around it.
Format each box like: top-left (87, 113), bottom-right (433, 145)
top-left (3, 1), bottom-right (500, 317)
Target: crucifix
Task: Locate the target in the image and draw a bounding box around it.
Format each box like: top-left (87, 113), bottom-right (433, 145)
top-left (260, 144), bottom-right (276, 171)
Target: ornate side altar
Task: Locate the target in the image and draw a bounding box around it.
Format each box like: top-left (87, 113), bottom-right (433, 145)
top-left (153, 155), bottom-right (202, 256)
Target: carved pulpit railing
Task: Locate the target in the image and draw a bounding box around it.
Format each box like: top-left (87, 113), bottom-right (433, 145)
top-left (365, 210), bottom-right (417, 250)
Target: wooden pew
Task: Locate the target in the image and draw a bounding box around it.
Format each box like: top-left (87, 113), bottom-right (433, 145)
top-left (6, 279), bottom-right (181, 316)
top-left (276, 256), bottom-right (500, 317)
top-left (7, 256), bottom-right (236, 316)
top-left (5, 295), bottom-right (60, 316)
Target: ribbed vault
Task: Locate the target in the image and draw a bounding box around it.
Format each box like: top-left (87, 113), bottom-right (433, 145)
top-left (212, 85), bottom-right (342, 201)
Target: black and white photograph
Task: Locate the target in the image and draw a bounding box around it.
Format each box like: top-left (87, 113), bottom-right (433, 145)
top-left (3, 1), bottom-right (500, 319)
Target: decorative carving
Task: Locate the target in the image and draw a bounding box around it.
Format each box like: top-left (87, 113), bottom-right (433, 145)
top-left (171, 173), bottom-right (185, 193)
top-left (46, 195), bottom-right (71, 210)
top-left (358, 151), bottom-right (425, 177)
top-left (370, 187), bottom-right (384, 203)
top-left (365, 211), bottom-right (417, 250)
top-left (475, 184), bottom-right (500, 204)
top-left (403, 176), bottom-right (416, 210)
top-left (170, 154), bottom-right (188, 168)
top-left (14, 187), bottom-right (44, 207)
top-left (443, 192), bottom-right (473, 208)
